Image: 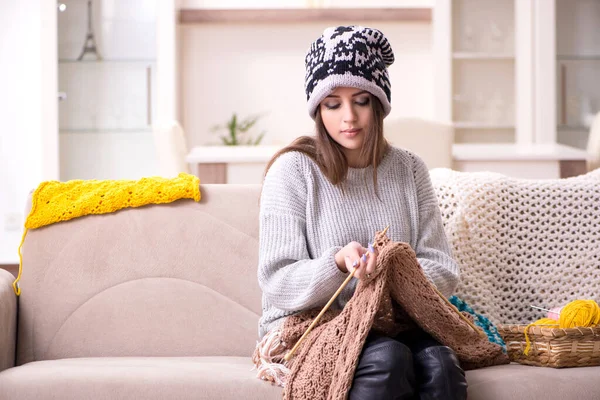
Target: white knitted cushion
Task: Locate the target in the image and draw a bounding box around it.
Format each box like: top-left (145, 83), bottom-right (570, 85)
top-left (430, 168), bottom-right (600, 325)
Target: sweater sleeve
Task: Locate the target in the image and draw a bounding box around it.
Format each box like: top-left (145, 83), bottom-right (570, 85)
top-left (412, 155), bottom-right (459, 298)
top-left (258, 152), bottom-right (348, 311)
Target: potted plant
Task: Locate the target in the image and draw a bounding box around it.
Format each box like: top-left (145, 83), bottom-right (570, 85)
top-left (211, 113), bottom-right (265, 146)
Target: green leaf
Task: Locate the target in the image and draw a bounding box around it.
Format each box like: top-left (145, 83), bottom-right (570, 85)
top-left (253, 132), bottom-right (265, 145)
top-left (229, 113), bottom-right (238, 143)
top-left (238, 115), bottom-right (261, 132)
top-left (213, 112), bottom-right (266, 146)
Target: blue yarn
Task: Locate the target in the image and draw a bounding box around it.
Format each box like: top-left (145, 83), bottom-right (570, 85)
top-left (449, 296), bottom-right (507, 352)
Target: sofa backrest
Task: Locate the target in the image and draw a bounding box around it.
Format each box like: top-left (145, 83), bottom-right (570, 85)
top-left (17, 184), bottom-right (263, 365)
top-left (18, 169), bottom-right (600, 364)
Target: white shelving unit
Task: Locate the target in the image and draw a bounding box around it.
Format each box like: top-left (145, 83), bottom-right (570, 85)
top-left (58, 60), bottom-right (156, 133)
top-left (435, 0), bottom-right (517, 144)
top-left (433, 0), bottom-right (589, 178)
top-left (436, 0), bottom-right (600, 150)
top-left (56, 0), bottom-right (170, 181)
top-left (556, 0), bottom-right (600, 150)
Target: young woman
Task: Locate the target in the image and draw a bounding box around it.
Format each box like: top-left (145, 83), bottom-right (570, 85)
top-left (258, 26), bottom-right (467, 399)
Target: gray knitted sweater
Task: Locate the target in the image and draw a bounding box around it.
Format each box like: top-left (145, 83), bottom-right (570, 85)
top-left (257, 146), bottom-right (459, 338)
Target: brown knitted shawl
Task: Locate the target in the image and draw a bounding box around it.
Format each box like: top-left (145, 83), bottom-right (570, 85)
top-left (254, 232), bottom-right (509, 399)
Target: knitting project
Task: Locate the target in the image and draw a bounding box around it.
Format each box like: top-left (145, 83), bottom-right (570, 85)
top-left (430, 168), bottom-right (600, 325)
top-left (253, 231), bottom-right (509, 399)
top-left (25, 173), bottom-right (200, 229)
top-left (13, 173), bottom-right (201, 295)
top-left (449, 296), bottom-right (506, 351)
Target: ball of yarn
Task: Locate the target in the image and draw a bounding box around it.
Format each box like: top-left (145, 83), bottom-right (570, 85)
top-left (533, 317), bottom-right (558, 326)
top-left (558, 299), bottom-right (600, 328)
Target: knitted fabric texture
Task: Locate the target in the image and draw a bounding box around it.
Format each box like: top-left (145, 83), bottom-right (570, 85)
top-left (12, 173), bottom-right (201, 295)
top-left (304, 25), bottom-right (394, 119)
top-left (25, 172), bottom-right (200, 229)
top-left (430, 168), bottom-right (600, 325)
top-left (253, 232), bottom-right (509, 399)
top-left (449, 296), bottom-right (506, 351)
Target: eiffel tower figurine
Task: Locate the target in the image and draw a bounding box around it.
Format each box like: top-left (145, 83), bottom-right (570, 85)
top-left (77, 0), bottom-right (102, 61)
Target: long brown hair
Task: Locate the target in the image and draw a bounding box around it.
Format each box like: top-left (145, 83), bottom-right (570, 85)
top-left (264, 94), bottom-right (389, 191)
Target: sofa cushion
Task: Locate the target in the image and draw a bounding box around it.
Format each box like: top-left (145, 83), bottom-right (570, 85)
top-left (1, 358), bottom-right (599, 400)
top-left (0, 356), bottom-right (282, 400)
top-left (466, 364), bottom-right (600, 400)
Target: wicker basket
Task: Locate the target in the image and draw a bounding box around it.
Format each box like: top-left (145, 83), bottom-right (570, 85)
top-left (498, 324), bottom-right (600, 368)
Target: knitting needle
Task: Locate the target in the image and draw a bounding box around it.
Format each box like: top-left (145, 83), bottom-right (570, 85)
top-left (431, 285), bottom-right (487, 338)
top-left (283, 226), bottom-right (389, 362)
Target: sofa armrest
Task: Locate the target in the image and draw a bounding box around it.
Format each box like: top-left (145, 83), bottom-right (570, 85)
top-left (0, 269), bottom-right (17, 372)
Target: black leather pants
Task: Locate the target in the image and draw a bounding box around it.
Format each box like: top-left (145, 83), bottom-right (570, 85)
top-left (348, 331), bottom-right (467, 400)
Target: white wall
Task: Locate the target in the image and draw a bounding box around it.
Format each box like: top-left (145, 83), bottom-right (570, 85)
top-left (181, 22), bottom-right (433, 147)
top-left (0, 0), bottom-right (58, 262)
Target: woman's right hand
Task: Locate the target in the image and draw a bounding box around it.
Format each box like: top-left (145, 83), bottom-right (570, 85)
top-left (334, 241), bottom-right (377, 280)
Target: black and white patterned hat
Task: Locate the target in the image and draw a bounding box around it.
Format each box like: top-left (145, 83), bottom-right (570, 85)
top-left (304, 25), bottom-right (395, 119)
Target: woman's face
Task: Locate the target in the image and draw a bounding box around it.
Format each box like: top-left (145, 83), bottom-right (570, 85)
top-left (319, 86), bottom-right (373, 167)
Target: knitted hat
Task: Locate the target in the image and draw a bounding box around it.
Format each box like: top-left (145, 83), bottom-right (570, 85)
top-left (304, 25), bottom-right (395, 119)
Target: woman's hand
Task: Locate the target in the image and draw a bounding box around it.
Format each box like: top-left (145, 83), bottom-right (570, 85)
top-left (334, 241), bottom-right (377, 279)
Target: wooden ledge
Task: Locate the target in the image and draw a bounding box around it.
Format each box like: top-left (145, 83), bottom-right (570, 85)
top-left (179, 8), bottom-right (432, 24)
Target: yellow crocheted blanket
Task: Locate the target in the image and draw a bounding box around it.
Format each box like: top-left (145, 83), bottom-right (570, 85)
top-left (13, 173), bottom-right (200, 295)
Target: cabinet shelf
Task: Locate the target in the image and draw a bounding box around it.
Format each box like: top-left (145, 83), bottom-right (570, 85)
top-left (453, 52), bottom-right (514, 60)
top-left (179, 8), bottom-right (432, 23)
top-left (454, 122), bottom-right (514, 129)
top-left (557, 55), bottom-right (600, 61)
top-left (557, 125), bottom-right (589, 131)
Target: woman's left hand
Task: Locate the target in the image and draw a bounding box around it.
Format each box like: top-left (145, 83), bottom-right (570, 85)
top-left (343, 242), bottom-right (378, 280)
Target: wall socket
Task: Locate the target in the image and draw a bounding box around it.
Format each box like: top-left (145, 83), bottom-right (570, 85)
top-left (3, 212), bottom-right (23, 231)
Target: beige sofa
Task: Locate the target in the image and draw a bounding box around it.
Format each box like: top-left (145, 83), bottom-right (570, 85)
top-left (1, 174), bottom-right (599, 400)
